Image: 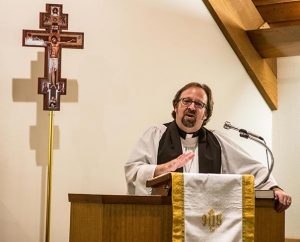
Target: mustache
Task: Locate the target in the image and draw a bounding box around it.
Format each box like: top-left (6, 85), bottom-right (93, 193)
top-left (184, 109), bottom-right (196, 116)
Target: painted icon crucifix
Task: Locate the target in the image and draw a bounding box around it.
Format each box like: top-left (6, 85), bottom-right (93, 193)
top-left (22, 3), bottom-right (84, 111)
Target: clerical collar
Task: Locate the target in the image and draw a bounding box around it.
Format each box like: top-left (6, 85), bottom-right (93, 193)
top-left (176, 124), bottom-right (205, 140)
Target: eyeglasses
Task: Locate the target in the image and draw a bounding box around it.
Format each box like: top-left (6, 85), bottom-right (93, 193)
top-left (179, 98), bottom-right (206, 109)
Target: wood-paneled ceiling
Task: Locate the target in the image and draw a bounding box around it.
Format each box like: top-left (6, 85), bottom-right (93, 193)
top-left (248, 0), bottom-right (300, 58)
top-left (203, 0), bottom-right (300, 110)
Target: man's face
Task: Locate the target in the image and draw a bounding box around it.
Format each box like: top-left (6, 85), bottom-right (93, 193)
top-left (174, 87), bottom-right (207, 133)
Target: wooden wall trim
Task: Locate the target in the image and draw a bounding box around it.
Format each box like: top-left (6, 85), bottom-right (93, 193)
top-left (203, 0), bottom-right (278, 110)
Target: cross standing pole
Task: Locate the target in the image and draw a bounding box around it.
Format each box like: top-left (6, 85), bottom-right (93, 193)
top-left (22, 4), bottom-right (84, 242)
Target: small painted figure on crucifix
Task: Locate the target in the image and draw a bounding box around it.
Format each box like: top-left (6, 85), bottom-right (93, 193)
top-left (22, 3), bottom-right (84, 111)
top-left (48, 35), bottom-right (59, 88)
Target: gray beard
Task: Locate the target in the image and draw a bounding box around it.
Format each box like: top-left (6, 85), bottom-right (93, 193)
top-left (182, 116), bottom-right (196, 128)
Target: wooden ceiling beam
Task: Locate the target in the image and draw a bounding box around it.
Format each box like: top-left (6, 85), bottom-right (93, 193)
top-left (252, 0), bottom-right (300, 6)
top-left (203, 0), bottom-right (278, 110)
top-left (247, 25), bottom-right (300, 57)
top-left (253, 1), bottom-right (300, 26)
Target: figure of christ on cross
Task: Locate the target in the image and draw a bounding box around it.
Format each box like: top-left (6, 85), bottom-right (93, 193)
top-left (22, 4), bottom-right (84, 111)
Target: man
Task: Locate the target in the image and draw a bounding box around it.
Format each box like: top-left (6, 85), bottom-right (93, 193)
top-left (125, 82), bottom-right (291, 212)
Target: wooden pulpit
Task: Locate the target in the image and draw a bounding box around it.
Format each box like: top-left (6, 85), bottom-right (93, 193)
top-left (69, 174), bottom-right (285, 242)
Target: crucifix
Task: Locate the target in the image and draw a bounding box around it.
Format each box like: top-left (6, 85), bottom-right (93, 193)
top-left (22, 3), bottom-right (84, 111)
top-left (22, 4), bottom-right (84, 242)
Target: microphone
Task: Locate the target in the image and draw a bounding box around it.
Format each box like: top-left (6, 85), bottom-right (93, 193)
top-left (223, 121), bottom-right (264, 140)
top-left (223, 121), bottom-right (274, 188)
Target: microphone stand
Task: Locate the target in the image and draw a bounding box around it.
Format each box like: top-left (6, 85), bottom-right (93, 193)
top-left (241, 132), bottom-right (274, 188)
top-left (224, 121), bottom-right (274, 188)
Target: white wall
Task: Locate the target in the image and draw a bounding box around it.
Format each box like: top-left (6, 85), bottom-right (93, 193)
top-left (274, 57), bottom-right (300, 239)
top-left (1, 0), bottom-right (292, 241)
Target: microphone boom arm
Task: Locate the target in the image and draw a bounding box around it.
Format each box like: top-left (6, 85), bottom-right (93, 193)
top-left (223, 121), bottom-right (274, 188)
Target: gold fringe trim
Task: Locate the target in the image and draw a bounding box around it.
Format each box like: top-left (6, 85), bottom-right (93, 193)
top-left (242, 175), bottom-right (255, 242)
top-left (171, 172), bottom-right (184, 242)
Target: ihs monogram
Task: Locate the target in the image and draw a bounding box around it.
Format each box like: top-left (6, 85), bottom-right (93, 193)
top-left (201, 208), bottom-right (223, 232)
